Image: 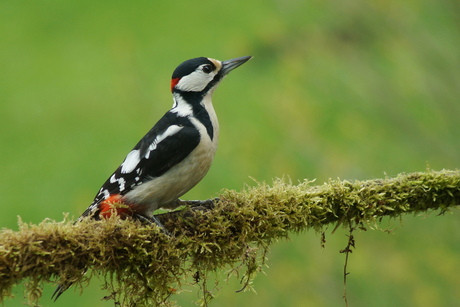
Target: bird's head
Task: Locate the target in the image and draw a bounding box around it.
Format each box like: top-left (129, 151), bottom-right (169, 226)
top-left (170, 56), bottom-right (252, 94)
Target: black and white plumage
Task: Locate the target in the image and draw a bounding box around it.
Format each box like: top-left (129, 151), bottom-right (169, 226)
top-left (78, 56), bottom-right (251, 220)
top-left (52, 56), bottom-right (251, 301)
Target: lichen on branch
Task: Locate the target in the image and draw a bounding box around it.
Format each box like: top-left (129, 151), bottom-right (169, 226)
top-left (0, 169), bottom-right (459, 306)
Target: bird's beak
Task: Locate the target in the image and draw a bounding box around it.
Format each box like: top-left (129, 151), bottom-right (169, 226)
top-left (221, 56), bottom-right (252, 75)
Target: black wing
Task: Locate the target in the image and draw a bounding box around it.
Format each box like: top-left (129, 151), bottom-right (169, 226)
top-left (82, 112), bottom-right (200, 217)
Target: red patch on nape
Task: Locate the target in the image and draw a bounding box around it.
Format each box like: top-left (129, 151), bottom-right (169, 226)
top-left (170, 78), bottom-right (180, 92)
top-left (99, 194), bottom-right (133, 219)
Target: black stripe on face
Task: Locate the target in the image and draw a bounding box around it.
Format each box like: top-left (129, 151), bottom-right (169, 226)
top-left (172, 57), bottom-right (215, 79)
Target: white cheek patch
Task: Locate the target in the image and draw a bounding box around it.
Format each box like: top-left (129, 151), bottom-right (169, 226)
top-left (176, 70), bottom-right (215, 92)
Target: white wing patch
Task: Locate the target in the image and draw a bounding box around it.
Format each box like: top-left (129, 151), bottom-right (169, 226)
top-left (110, 174), bottom-right (126, 191)
top-left (121, 125), bottom-right (184, 173)
top-left (121, 149), bottom-right (141, 174)
top-left (100, 188), bottom-right (110, 199)
top-left (145, 125), bottom-right (183, 159)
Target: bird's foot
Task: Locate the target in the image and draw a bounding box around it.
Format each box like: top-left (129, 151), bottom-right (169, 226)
top-left (133, 214), bottom-right (172, 236)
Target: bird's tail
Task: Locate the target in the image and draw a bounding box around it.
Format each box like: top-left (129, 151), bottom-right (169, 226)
top-left (51, 281), bottom-right (73, 301)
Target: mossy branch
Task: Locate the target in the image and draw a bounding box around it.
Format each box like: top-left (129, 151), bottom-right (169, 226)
top-left (1, 169), bottom-right (459, 306)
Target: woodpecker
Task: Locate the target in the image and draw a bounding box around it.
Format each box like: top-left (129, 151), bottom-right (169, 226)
top-left (52, 56), bottom-right (251, 300)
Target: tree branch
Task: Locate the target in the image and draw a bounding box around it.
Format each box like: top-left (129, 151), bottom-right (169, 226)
top-left (1, 169), bottom-right (459, 305)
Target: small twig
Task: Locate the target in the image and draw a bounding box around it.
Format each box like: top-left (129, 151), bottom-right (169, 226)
top-left (340, 223), bottom-right (356, 307)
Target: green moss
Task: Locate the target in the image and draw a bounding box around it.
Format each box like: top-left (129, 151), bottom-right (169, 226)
top-left (0, 170), bottom-right (459, 306)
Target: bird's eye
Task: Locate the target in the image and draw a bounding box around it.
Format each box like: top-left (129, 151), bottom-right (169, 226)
top-left (202, 65), bottom-right (213, 74)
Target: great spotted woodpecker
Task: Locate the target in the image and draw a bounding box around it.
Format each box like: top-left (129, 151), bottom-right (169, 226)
top-left (83, 55), bottom-right (251, 221)
top-left (52, 56), bottom-right (251, 300)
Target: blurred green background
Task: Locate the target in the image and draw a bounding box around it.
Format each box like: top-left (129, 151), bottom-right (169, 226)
top-left (1, 0), bottom-right (460, 306)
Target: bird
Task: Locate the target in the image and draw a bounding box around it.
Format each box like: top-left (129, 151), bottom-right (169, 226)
top-left (52, 55), bottom-right (252, 300)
